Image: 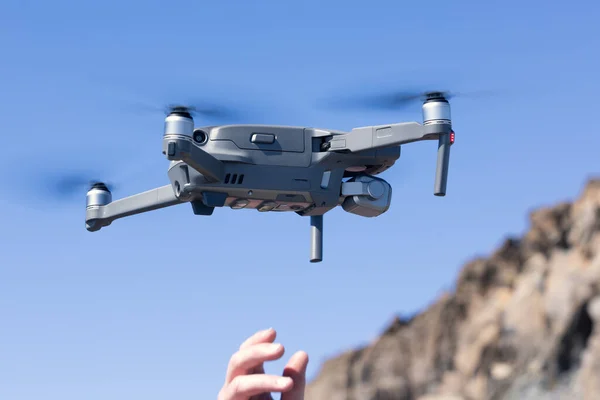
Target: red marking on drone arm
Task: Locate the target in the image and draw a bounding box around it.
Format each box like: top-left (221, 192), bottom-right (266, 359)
top-left (449, 131), bottom-right (455, 144)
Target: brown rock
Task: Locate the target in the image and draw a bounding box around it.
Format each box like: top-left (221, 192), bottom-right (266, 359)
top-left (306, 178), bottom-right (600, 400)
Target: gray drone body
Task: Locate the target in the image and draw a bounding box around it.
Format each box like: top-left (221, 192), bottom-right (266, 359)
top-left (85, 94), bottom-right (455, 262)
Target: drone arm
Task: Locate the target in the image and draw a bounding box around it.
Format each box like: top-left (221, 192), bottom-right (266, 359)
top-left (327, 122), bottom-right (443, 153)
top-left (163, 137), bottom-right (224, 182)
top-left (86, 185), bottom-right (183, 231)
top-left (328, 121), bottom-right (453, 196)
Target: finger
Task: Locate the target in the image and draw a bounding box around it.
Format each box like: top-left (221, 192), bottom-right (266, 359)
top-left (223, 374), bottom-right (293, 399)
top-left (226, 343), bottom-right (286, 383)
top-left (238, 328), bottom-right (277, 376)
top-left (281, 351), bottom-right (309, 400)
top-left (239, 328), bottom-right (277, 350)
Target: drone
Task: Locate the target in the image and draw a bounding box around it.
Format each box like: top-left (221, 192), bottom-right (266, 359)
top-left (84, 90), bottom-right (456, 262)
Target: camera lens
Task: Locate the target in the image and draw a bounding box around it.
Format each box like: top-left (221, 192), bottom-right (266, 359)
top-left (192, 129), bottom-right (208, 145)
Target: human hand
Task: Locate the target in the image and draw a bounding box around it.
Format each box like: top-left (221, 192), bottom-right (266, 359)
top-left (218, 328), bottom-right (309, 400)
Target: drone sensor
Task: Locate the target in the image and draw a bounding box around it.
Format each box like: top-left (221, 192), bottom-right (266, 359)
top-left (192, 129), bottom-right (209, 145)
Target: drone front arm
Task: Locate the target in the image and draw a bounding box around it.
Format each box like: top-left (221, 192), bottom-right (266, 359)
top-left (327, 122), bottom-right (441, 152)
top-left (86, 185), bottom-right (184, 232)
top-left (163, 137), bottom-right (225, 183)
top-left (328, 121), bottom-right (454, 196)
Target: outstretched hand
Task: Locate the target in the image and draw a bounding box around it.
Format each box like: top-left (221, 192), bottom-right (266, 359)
top-left (218, 328), bottom-right (309, 400)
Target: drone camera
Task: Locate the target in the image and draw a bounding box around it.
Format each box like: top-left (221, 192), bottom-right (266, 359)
top-left (341, 175), bottom-right (392, 217)
top-left (192, 129), bottom-right (209, 145)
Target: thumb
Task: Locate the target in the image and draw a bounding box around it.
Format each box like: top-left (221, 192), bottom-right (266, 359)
top-left (281, 351), bottom-right (309, 400)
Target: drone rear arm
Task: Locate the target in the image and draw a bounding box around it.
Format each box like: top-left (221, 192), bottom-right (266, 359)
top-left (86, 184), bottom-right (183, 232)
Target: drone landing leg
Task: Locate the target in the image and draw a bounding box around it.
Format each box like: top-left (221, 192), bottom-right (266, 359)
top-left (310, 215), bottom-right (323, 263)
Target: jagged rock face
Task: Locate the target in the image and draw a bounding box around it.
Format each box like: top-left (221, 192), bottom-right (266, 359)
top-left (306, 179), bottom-right (600, 400)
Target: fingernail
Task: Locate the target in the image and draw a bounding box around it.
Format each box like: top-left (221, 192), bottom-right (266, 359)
top-left (277, 377), bottom-right (292, 387)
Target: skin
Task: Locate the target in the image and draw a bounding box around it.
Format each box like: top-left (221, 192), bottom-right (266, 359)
top-left (218, 328), bottom-right (309, 400)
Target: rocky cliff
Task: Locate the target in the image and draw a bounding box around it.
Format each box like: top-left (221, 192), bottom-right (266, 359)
top-left (306, 179), bottom-right (600, 400)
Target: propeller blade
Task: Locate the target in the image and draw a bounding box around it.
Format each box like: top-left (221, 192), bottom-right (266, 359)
top-left (165, 102), bottom-right (241, 120)
top-left (125, 99), bottom-right (246, 123)
top-left (43, 172), bottom-right (116, 200)
top-left (321, 87), bottom-right (493, 112)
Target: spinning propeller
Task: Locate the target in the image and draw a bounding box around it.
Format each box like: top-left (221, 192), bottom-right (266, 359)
top-left (30, 167), bottom-right (121, 205)
top-left (30, 93), bottom-right (249, 204)
top-left (51, 174), bottom-right (115, 199)
top-left (129, 100), bottom-right (246, 123)
top-left (322, 87), bottom-right (491, 111)
top-left (19, 85), bottom-right (468, 207)
top-left (163, 103), bottom-right (241, 120)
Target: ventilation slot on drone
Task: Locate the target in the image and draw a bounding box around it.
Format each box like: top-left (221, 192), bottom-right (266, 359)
top-left (224, 173), bottom-right (245, 184)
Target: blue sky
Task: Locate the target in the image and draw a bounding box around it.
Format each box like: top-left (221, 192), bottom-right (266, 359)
top-left (1, 1), bottom-right (599, 399)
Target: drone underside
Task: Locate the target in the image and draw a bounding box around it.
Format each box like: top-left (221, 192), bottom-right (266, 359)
top-left (84, 91), bottom-right (456, 263)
